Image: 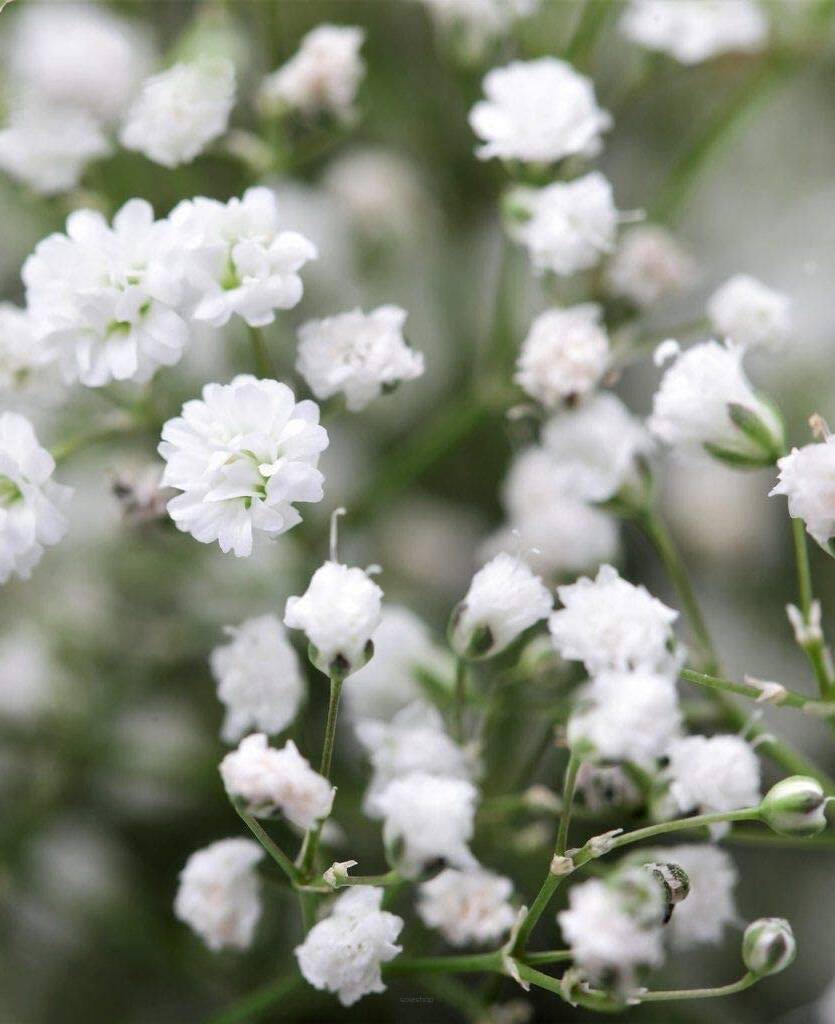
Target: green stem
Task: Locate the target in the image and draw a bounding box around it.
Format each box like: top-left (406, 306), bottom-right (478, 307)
top-left (207, 975), bottom-right (305, 1024)
top-left (51, 419), bottom-right (138, 464)
top-left (511, 962), bottom-right (621, 1011)
top-left (453, 658), bottom-right (468, 742)
top-left (681, 667), bottom-right (835, 717)
top-left (640, 973), bottom-right (757, 1002)
top-left (522, 949), bottom-right (573, 967)
top-left (564, 0), bottom-right (615, 66)
top-left (386, 952), bottom-right (502, 976)
top-left (556, 755), bottom-right (581, 856)
top-left (297, 673), bottom-right (343, 880)
top-left (790, 517), bottom-right (835, 700)
top-left (328, 868), bottom-right (401, 889)
top-left (725, 828), bottom-right (835, 849)
top-left (232, 801), bottom-right (299, 883)
top-left (247, 325), bottom-right (275, 379)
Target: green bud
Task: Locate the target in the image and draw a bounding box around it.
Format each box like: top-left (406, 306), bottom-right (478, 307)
top-left (742, 918), bottom-right (796, 977)
top-left (643, 861), bottom-right (690, 923)
top-left (760, 775), bottom-right (828, 838)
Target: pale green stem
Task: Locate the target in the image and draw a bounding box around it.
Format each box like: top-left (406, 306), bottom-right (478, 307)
top-left (790, 517), bottom-right (835, 700)
top-left (556, 754), bottom-right (581, 856)
top-left (725, 828), bottom-right (835, 849)
top-left (247, 325), bottom-right (275, 379)
top-left (51, 419), bottom-right (138, 464)
top-left (681, 667), bottom-right (835, 717)
top-left (640, 972), bottom-right (757, 1002)
top-left (327, 868), bottom-right (401, 889)
top-left (297, 673), bottom-right (343, 880)
top-left (207, 975), bottom-right (305, 1024)
top-left (564, 0), bottom-right (615, 66)
top-left (232, 800), bottom-right (299, 884)
top-left (453, 658), bottom-right (468, 742)
top-left (386, 951), bottom-right (503, 976)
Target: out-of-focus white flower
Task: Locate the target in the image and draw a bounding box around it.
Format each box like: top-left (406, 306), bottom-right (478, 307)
top-left (501, 446), bottom-right (567, 519)
top-left (169, 187), bottom-right (317, 328)
top-left (356, 702), bottom-right (474, 816)
top-left (506, 172), bottom-right (617, 277)
top-left (549, 565), bottom-right (679, 675)
top-left (515, 304), bottom-right (609, 407)
top-left (0, 100), bottom-right (110, 195)
top-left (120, 58), bottom-right (235, 168)
top-left (343, 605), bottom-right (453, 721)
top-left (470, 58), bottom-right (610, 164)
top-left (220, 734), bottom-right (334, 828)
top-left (771, 437), bottom-right (835, 549)
top-left (210, 614), bottom-right (304, 743)
top-left (0, 413), bottom-right (72, 585)
top-left (174, 838), bottom-right (263, 951)
top-left (667, 735), bottom-right (761, 816)
top-left (422, 0), bottom-right (539, 61)
top-left (376, 771), bottom-right (478, 877)
top-left (159, 376), bottom-right (327, 557)
top-left (258, 25), bottom-right (365, 121)
top-left (450, 552), bottom-right (552, 659)
top-left (323, 147), bottom-right (426, 239)
top-left (284, 561), bottom-right (383, 676)
top-left (0, 627), bottom-right (63, 722)
top-left (621, 0), bottom-right (768, 65)
top-left (0, 304), bottom-right (41, 392)
top-left (707, 274), bottom-right (791, 351)
top-left (297, 306), bottom-right (424, 412)
top-left (568, 670), bottom-right (681, 765)
top-left (605, 225), bottom-right (696, 308)
top-left (295, 886), bottom-right (402, 1006)
top-left (417, 866), bottom-right (516, 946)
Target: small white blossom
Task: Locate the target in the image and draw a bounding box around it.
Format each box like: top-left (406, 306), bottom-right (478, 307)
top-left (507, 172), bottom-right (617, 277)
top-left (258, 25), bottom-right (365, 121)
top-left (621, 0), bottom-right (768, 65)
top-left (417, 867), bottom-right (516, 946)
top-left (159, 376), bottom-right (327, 557)
top-left (0, 304), bottom-right (41, 392)
top-left (515, 304), bottom-right (609, 407)
top-left (295, 886), bottom-right (403, 1007)
top-left (120, 58), bottom-right (235, 168)
top-left (376, 771), bottom-right (478, 878)
top-left (707, 274), bottom-right (791, 351)
top-left (0, 413), bottom-right (72, 585)
top-left (297, 306), bottom-right (424, 412)
top-left (451, 552), bottom-right (552, 659)
top-left (220, 734), bottom-right (334, 828)
top-left (284, 561), bottom-right (383, 676)
top-left (470, 58), bottom-right (610, 164)
top-left (174, 838), bottom-right (263, 952)
top-left (667, 735), bottom-right (761, 816)
top-left (771, 437), bottom-right (835, 549)
top-left (210, 614), bottom-right (305, 743)
top-left (323, 147), bottom-right (426, 239)
top-left (605, 225), bottom-right (696, 308)
top-left (549, 565), bottom-right (679, 675)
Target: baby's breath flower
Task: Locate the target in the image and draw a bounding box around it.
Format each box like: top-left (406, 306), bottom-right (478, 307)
top-left (667, 734), bottom-right (761, 818)
top-left (0, 304), bottom-right (41, 392)
top-left (760, 776), bottom-right (828, 838)
top-left (708, 274), bottom-right (791, 351)
top-left (742, 918), bottom-right (796, 977)
top-left (604, 225), bottom-right (696, 309)
top-left (620, 0), bottom-right (768, 65)
top-left (771, 436), bottom-right (835, 550)
top-left (417, 866), bottom-right (516, 946)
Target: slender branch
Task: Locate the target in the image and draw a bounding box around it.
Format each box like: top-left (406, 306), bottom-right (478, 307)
top-left (640, 972), bottom-right (757, 1002)
top-left (207, 975), bottom-right (305, 1024)
top-left (556, 754), bottom-right (581, 856)
top-left (297, 673), bottom-right (343, 880)
top-left (232, 801), bottom-right (299, 884)
top-left (247, 325), bottom-right (276, 379)
top-left (453, 658), bottom-right (468, 742)
top-left (790, 517), bottom-right (835, 700)
top-left (564, 0), bottom-right (615, 66)
top-left (681, 667), bottom-right (835, 717)
top-left (51, 418), bottom-right (139, 464)
top-left (386, 952), bottom-right (502, 976)
top-left (725, 828), bottom-right (835, 849)
top-left (522, 949), bottom-right (573, 967)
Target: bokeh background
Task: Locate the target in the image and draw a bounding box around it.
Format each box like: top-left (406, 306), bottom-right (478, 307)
top-left (2, 1), bottom-right (835, 1022)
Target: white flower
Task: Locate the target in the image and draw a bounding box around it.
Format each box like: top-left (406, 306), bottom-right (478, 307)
top-left (417, 867), bottom-right (516, 946)
top-left (667, 734), bottom-right (761, 816)
top-left (159, 376), bottom-right (327, 557)
top-left (470, 58), bottom-right (610, 164)
top-left (422, 0), bottom-right (539, 61)
top-left (169, 187), bottom-right (317, 328)
top-left (501, 445), bottom-right (570, 519)
top-left (220, 734), bottom-right (334, 828)
top-left (258, 25), bottom-right (365, 121)
top-left (621, 0), bottom-right (768, 65)
top-left (356, 702), bottom-right (474, 817)
top-left (376, 771), bottom-right (478, 878)
top-left (451, 552), bottom-right (552, 659)
top-left (507, 172), bottom-right (617, 277)
top-left (296, 306), bottom-right (424, 412)
top-left (0, 100), bottom-right (110, 195)
top-left (568, 670), bottom-right (681, 765)
top-left (0, 626), bottom-right (63, 722)
top-left (639, 845), bottom-right (737, 949)
top-left (120, 58), bottom-right (235, 168)
top-left (23, 199), bottom-right (189, 387)
top-left (295, 886), bottom-right (403, 1007)
top-left (174, 838), bottom-right (263, 951)
top-left (0, 304), bottom-right (41, 392)
top-left (0, 413), bottom-right (72, 585)
top-left (343, 605), bottom-right (453, 721)
top-left (210, 614), bottom-right (305, 743)
top-left (549, 565), bottom-right (679, 674)
top-left (284, 561), bottom-right (383, 676)
top-left (323, 147), bottom-right (426, 239)
top-left (605, 225), bottom-right (696, 308)
top-left (707, 274), bottom-right (791, 351)
top-left (771, 437), bottom-right (835, 549)
top-left (515, 304), bottom-right (609, 407)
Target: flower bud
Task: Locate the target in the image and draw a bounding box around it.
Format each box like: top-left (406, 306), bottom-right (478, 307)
top-left (323, 860), bottom-right (358, 890)
top-left (742, 918), bottom-right (796, 977)
top-left (760, 776), bottom-right (828, 838)
top-left (643, 861), bottom-right (690, 923)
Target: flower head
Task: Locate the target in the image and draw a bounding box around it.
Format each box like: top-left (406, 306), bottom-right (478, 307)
top-left (667, 734), bottom-right (761, 816)
top-left (621, 0), bottom-right (768, 65)
top-left (605, 225), bottom-right (696, 309)
top-left (708, 274), bottom-right (791, 351)
top-left (771, 436), bottom-right (835, 549)
top-left (418, 867), bottom-right (516, 946)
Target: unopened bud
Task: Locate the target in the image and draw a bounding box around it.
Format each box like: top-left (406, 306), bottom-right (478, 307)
top-left (643, 861), bottom-right (690, 923)
top-left (322, 859), bottom-right (357, 889)
top-left (742, 918), bottom-right (796, 977)
top-left (760, 776), bottom-right (828, 838)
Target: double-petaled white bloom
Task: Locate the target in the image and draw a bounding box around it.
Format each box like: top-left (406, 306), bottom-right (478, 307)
top-left (356, 702), bottom-right (474, 817)
top-left (667, 735), bottom-right (761, 816)
top-left (297, 306), bottom-right (424, 412)
top-left (621, 0), bottom-right (768, 65)
top-left (174, 838), bottom-right (263, 952)
top-left (470, 58), bottom-right (610, 164)
top-left (24, 199), bottom-right (189, 386)
top-left (284, 561), bottom-right (383, 676)
top-left (295, 887), bottom-right (403, 1006)
top-left (707, 274), bottom-right (791, 351)
top-left (169, 187), bottom-right (317, 328)
top-left (159, 376), bottom-right (328, 557)
top-left (210, 614), bottom-right (305, 743)
top-left (220, 734), bottom-right (334, 828)
top-left (771, 436), bottom-right (835, 549)
top-left (506, 172), bottom-right (617, 277)
top-left (258, 25), bottom-right (365, 121)
top-left (422, 0), bottom-right (539, 61)
top-left (0, 304), bottom-right (40, 392)
top-left (0, 413), bottom-right (72, 585)
top-left (120, 58), bottom-right (235, 168)
top-left (549, 565), bottom-right (680, 675)
top-left (450, 552), bottom-right (552, 659)
top-left (515, 304), bottom-right (609, 407)
top-left (376, 771), bottom-right (478, 877)
top-left (605, 225), bottom-right (696, 309)
top-left (568, 670), bottom-right (681, 765)
top-left (417, 867), bottom-right (516, 946)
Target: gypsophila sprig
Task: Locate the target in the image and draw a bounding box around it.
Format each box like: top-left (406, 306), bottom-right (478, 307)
top-left (417, 867), bottom-right (516, 946)
top-left (667, 734), bottom-right (761, 820)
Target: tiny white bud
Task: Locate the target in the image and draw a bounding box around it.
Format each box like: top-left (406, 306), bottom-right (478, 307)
top-left (742, 917), bottom-right (796, 977)
top-left (550, 854), bottom-right (574, 876)
top-left (760, 776), bottom-right (828, 838)
top-left (744, 676), bottom-right (788, 705)
top-left (323, 860), bottom-right (358, 889)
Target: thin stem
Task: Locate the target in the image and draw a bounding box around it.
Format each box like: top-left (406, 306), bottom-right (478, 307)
top-left (418, 976), bottom-right (488, 1021)
top-left (522, 949), bottom-right (573, 967)
top-left (792, 516), bottom-right (814, 618)
top-left (297, 673), bottom-right (343, 880)
top-left (386, 952), bottom-right (502, 976)
top-left (790, 517), bottom-right (835, 700)
top-left (247, 325), bottom-right (275, 379)
top-left (453, 658), bottom-right (468, 742)
top-left (681, 667), bottom-right (835, 717)
top-left (512, 962), bottom-right (622, 1011)
top-left (207, 975), bottom-right (305, 1024)
top-left (725, 828), bottom-right (835, 849)
top-left (556, 754), bottom-right (581, 856)
top-left (328, 868), bottom-right (401, 889)
top-left (640, 972), bottom-right (757, 1002)
top-left (564, 0), bottom-right (614, 66)
top-left (51, 419), bottom-right (138, 464)
top-left (233, 801), bottom-right (299, 883)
